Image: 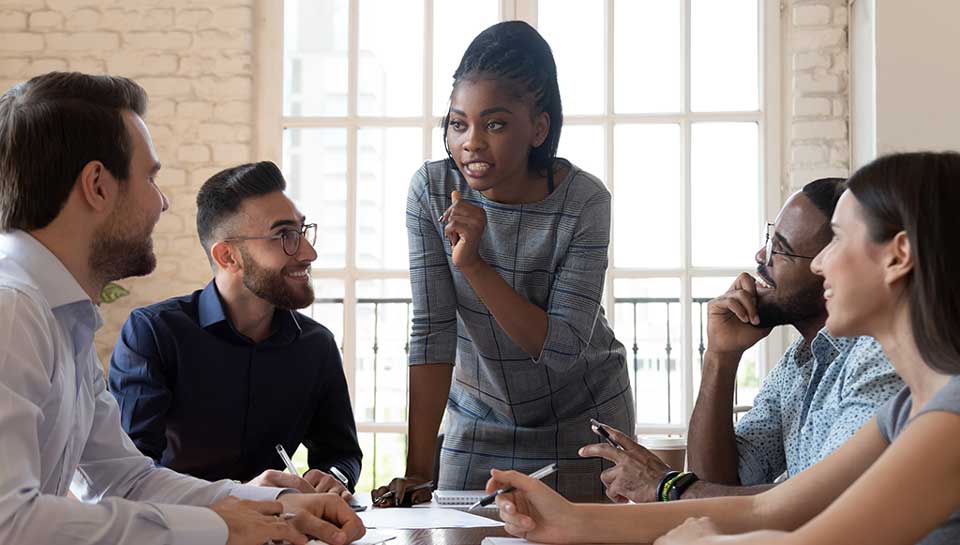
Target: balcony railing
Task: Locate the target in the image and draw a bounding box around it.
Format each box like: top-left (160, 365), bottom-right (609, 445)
top-left (310, 295), bottom-right (739, 490)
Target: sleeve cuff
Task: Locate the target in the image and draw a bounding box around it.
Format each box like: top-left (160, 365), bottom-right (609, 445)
top-left (229, 484), bottom-right (298, 501)
top-left (154, 503), bottom-right (229, 545)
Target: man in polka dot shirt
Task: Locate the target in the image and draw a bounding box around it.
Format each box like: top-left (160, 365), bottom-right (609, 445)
top-left (580, 177), bottom-right (902, 503)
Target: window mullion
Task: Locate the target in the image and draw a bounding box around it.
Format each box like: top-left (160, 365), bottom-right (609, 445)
top-left (343, 0), bottom-right (360, 406)
top-left (255, 0), bottom-right (284, 164)
top-left (423, 0), bottom-right (434, 160)
top-left (604, 0), bottom-right (617, 322)
top-left (514, 0), bottom-right (537, 25)
top-left (680, 0), bottom-right (694, 426)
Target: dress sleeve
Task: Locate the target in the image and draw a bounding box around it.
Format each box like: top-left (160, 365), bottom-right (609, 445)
top-left (406, 164), bottom-right (458, 366)
top-left (533, 190), bottom-right (611, 373)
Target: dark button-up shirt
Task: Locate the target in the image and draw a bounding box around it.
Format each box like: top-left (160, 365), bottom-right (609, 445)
top-left (108, 280), bottom-right (362, 489)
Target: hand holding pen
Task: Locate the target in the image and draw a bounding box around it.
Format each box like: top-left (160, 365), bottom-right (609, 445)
top-left (371, 477), bottom-right (435, 508)
top-left (470, 463), bottom-right (558, 510)
top-left (484, 465), bottom-right (586, 544)
top-left (269, 444), bottom-right (352, 498)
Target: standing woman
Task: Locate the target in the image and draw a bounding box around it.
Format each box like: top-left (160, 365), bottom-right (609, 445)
top-left (374, 21), bottom-right (634, 504)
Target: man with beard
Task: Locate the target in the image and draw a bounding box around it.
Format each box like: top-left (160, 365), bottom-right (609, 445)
top-left (579, 177), bottom-right (903, 502)
top-left (0, 73), bottom-right (365, 545)
top-left (109, 161), bottom-right (362, 499)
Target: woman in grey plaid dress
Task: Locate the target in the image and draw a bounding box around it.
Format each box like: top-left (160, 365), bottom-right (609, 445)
top-left (373, 21), bottom-right (634, 505)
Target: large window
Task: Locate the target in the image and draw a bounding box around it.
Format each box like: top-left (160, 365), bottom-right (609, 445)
top-left (257, 0), bottom-right (782, 492)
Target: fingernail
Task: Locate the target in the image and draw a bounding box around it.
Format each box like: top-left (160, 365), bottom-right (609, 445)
top-left (578, 448), bottom-right (585, 455)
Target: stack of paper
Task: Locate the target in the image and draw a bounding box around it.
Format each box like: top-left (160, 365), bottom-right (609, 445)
top-left (432, 490), bottom-right (490, 507)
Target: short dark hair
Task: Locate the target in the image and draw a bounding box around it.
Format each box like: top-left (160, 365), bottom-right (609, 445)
top-left (848, 151), bottom-right (960, 374)
top-left (196, 161), bottom-right (286, 264)
top-left (0, 72), bottom-right (147, 231)
top-left (442, 20), bottom-right (563, 176)
top-left (801, 177), bottom-right (847, 242)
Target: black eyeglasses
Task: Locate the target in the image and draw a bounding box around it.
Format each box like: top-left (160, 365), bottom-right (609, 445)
top-left (224, 223), bottom-right (317, 256)
top-left (764, 222), bottom-right (816, 267)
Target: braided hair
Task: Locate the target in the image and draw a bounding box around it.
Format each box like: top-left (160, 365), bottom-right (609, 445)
top-left (442, 21), bottom-right (563, 180)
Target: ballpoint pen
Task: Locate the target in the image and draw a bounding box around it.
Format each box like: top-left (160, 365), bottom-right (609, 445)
top-left (590, 418), bottom-right (623, 450)
top-left (468, 463), bottom-right (558, 511)
top-left (329, 466), bottom-right (350, 487)
top-left (373, 480), bottom-right (434, 507)
top-left (276, 444), bottom-right (300, 477)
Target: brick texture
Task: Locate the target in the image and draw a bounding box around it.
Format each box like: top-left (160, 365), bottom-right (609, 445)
top-left (783, 0), bottom-right (850, 192)
top-left (0, 2), bottom-right (255, 364)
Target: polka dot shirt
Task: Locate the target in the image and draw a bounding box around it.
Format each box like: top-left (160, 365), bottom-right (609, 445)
top-left (735, 330), bottom-right (903, 485)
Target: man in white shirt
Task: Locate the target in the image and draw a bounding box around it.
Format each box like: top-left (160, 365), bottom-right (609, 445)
top-left (0, 72), bottom-right (365, 545)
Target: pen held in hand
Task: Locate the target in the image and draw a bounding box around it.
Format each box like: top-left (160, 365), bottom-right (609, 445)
top-left (589, 418), bottom-right (623, 450)
top-left (374, 480), bottom-right (434, 507)
top-left (329, 466), bottom-right (350, 487)
top-left (468, 463), bottom-right (558, 511)
top-left (276, 444), bottom-right (300, 477)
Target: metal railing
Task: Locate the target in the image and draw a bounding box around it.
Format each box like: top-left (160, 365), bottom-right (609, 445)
top-left (310, 295), bottom-right (726, 488)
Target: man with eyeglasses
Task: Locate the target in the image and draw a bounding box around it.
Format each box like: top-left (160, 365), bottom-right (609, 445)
top-left (109, 161), bottom-right (362, 500)
top-left (580, 177), bottom-right (902, 503)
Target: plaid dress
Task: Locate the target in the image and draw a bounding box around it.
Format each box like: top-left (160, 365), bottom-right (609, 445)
top-left (406, 159), bottom-right (635, 502)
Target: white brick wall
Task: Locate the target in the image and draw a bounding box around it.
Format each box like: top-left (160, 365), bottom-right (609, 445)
top-left (783, 0), bottom-right (851, 191)
top-left (0, 1), bottom-right (255, 364)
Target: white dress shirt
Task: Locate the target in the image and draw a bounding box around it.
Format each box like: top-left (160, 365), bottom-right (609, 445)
top-left (0, 230), bottom-right (285, 545)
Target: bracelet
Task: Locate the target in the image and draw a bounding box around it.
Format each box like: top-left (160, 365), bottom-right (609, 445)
top-left (655, 470), bottom-right (681, 502)
top-left (666, 472), bottom-right (700, 501)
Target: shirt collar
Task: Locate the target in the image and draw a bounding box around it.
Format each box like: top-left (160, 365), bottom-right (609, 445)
top-left (0, 229), bottom-right (92, 310)
top-left (198, 279), bottom-right (303, 345)
top-left (792, 327), bottom-right (842, 367)
top-left (198, 279), bottom-right (229, 328)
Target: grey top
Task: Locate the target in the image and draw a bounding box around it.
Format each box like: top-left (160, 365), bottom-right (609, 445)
top-left (877, 375), bottom-right (960, 544)
top-left (406, 159), bottom-right (634, 501)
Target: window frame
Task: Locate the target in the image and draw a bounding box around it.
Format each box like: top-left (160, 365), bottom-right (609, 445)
top-left (254, 0), bottom-right (785, 437)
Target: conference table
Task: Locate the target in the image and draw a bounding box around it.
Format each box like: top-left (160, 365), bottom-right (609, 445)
top-left (362, 507), bottom-right (651, 545)
top-left (361, 501), bottom-right (510, 545)
top-left (384, 526), bottom-right (510, 545)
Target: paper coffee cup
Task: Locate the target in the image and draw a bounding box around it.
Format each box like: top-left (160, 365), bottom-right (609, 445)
top-left (638, 435), bottom-right (687, 470)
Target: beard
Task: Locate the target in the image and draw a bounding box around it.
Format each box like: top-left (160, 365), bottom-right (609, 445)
top-left (239, 247), bottom-right (314, 310)
top-left (756, 276), bottom-right (826, 328)
top-left (89, 208), bottom-right (156, 285)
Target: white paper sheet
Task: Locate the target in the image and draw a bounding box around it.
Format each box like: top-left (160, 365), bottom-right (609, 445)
top-left (307, 529), bottom-right (397, 545)
top-left (358, 507), bottom-right (504, 529)
top-left (482, 538), bottom-right (533, 545)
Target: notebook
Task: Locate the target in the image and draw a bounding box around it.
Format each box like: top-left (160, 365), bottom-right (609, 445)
top-left (432, 490), bottom-right (491, 507)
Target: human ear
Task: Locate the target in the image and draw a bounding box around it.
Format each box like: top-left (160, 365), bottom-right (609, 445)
top-left (211, 241), bottom-right (242, 273)
top-left (883, 230), bottom-right (913, 286)
top-left (532, 112), bottom-right (550, 148)
top-left (76, 161), bottom-right (118, 214)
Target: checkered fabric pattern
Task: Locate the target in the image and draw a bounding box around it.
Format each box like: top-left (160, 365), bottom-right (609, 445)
top-left (406, 159), bottom-right (635, 502)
